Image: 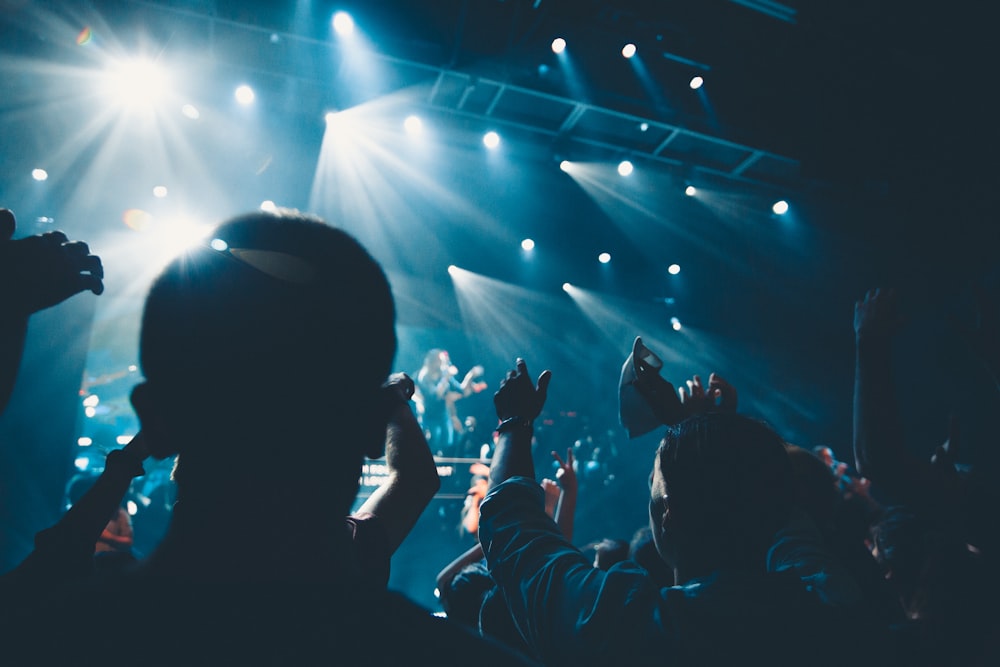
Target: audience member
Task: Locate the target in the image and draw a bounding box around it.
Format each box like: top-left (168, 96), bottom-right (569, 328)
top-left (479, 358), bottom-right (888, 666)
top-left (3, 210), bottom-right (535, 666)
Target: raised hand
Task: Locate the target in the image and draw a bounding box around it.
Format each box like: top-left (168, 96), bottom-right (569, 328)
top-left (494, 358), bottom-right (551, 423)
top-left (678, 372), bottom-right (738, 416)
top-left (551, 448), bottom-right (577, 497)
top-left (0, 209), bottom-right (104, 315)
top-left (854, 287), bottom-right (903, 341)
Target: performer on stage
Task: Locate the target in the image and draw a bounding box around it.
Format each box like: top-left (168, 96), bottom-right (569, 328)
top-left (414, 349), bottom-right (485, 454)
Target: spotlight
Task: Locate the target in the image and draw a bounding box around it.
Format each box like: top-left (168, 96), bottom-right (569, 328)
top-left (153, 185), bottom-right (168, 198)
top-left (598, 252), bottom-right (611, 264)
top-left (181, 104), bottom-right (200, 119)
top-left (447, 265), bottom-right (458, 276)
top-left (85, 406), bottom-right (96, 418)
top-left (77, 437), bottom-right (92, 447)
top-left (668, 263), bottom-right (681, 275)
top-left (106, 58), bottom-right (170, 109)
top-left (671, 316), bottom-right (682, 331)
top-left (622, 43), bottom-right (637, 59)
top-left (403, 115), bottom-right (423, 135)
top-left (126, 500), bottom-right (139, 516)
top-left (562, 282), bottom-right (571, 292)
top-left (639, 122), bottom-right (649, 132)
top-left (483, 131), bottom-right (500, 149)
top-left (685, 185), bottom-right (696, 196)
top-left (772, 200), bottom-right (789, 215)
top-left (332, 11), bottom-right (355, 36)
top-left (116, 435), bottom-right (132, 445)
top-left (31, 168), bottom-right (48, 181)
top-left (617, 160), bottom-right (634, 176)
top-left (74, 457), bottom-right (90, 471)
top-left (210, 238), bottom-right (229, 252)
top-left (521, 238), bottom-right (535, 251)
top-left (260, 200), bottom-right (277, 212)
top-left (551, 38), bottom-right (566, 54)
top-left (689, 76), bottom-right (704, 90)
top-left (559, 160), bottom-right (571, 172)
top-left (82, 395), bottom-right (99, 408)
top-left (234, 85), bottom-right (255, 105)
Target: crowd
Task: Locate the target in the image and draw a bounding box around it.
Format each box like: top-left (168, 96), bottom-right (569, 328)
top-left (0, 205), bottom-right (997, 665)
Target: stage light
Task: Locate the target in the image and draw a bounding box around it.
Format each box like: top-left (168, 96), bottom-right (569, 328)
top-left (404, 115), bottom-right (423, 135)
top-left (685, 185), bottom-right (697, 196)
top-left (689, 76), bottom-right (704, 90)
top-left (772, 200), bottom-right (789, 215)
top-left (559, 160), bottom-right (570, 172)
top-left (639, 122), bottom-right (649, 132)
top-left (447, 265), bottom-right (458, 276)
top-left (598, 252), bottom-right (611, 264)
top-left (82, 395), bottom-right (99, 408)
top-left (260, 200), bottom-right (277, 212)
top-left (116, 435), bottom-right (132, 445)
top-left (77, 437), bottom-right (92, 447)
top-left (153, 185), bottom-right (167, 198)
top-left (671, 316), bottom-right (682, 331)
top-left (126, 500), bottom-right (139, 516)
top-left (668, 263), bottom-right (681, 275)
top-left (32, 168), bottom-right (48, 181)
top-left (483, 131), bottom-right (500, 149)
top-left (622, 43), bottom-right (637, 58)
top-left (181, 104), bottom-right (200, 119)
top-left (333, 11), bottom-right (355, 36)
top-left (617, 160), bottom-right (634, 176)
top-left (521, 238), bottom-right (535, 251)
top-left (562, 282), bottom-right (571, 292)
top-left (235, 84), bottom-right (255, 105)
top-left (74, 457), bottom-right (90, 471)
top-left (106, 58), bottom-right (170, 109)
top-left (551, 38), bottom-right (566, 54)
top-left (85, 406), bottom-right (96, 418)
top-left (210, 238), bottom-right (229, 251)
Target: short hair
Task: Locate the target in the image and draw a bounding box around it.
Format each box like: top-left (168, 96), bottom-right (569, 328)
top-left (658, 412), bottom-right (794, 561)
top-left (139, 211), bottom-right (395, 485)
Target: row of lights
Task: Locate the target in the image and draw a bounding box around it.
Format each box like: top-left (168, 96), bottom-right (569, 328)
top-left (520, 238), bottom-right (684, 272)
top-left (550, 37), bottom-right (704, 90)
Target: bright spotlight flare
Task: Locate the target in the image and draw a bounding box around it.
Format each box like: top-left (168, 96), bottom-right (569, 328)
top-left (671, 316), bottom-right (682, 331)
top-left (235, 85), bottom-right (255, 105)
top-left (521, 239), bottom-right (535, 251)
top-left (598, 252), bottom-right (611, 264)
top-left (622, 43), bottom-right (637, 59)
top-left (689, 76), bottom-right (704, 90)
top-left (772, 200), bottom-right (789, 215)
top-left (618, 160), bottom-right (634, 176)
top-left (483, 131), bottom-right (500, 149)
top-left (685, 185), bottom-right (697, 196)
top-left (106, 57), bottom-right (170, 109)
top-left (404, 115), bottom-right (423, 135)
top-left (332, 11), bottom-right (355, 36)
top-left (551, 37), bottom-right (567, 54)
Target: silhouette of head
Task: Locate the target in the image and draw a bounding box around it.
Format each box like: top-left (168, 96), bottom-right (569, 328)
top-left (650, 412), bottom-right (794, 574)
top-left (133, 210), bottom-right (396, 510)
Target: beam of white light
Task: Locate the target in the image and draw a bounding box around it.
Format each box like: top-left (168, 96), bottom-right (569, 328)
top-left (551, 38), bottom-right (566, 54)
top-left (235, 84), bottom-right (255, 105)
top-left (310, 98), bottom-right (514, 268)
top-left (333, 11), bottom-right (355, 36)
top-left (104, 58), bottom-right (171, 111)
top-left (483, 131), bottom-right (500, 149)
top-left (449, 266), bottom-right (582, 362)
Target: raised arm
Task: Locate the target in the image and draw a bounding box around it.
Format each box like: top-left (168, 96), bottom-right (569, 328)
top-left (488, 358), bottom-right (551, 490)
top-left (0, 208), bottom-right (104, 414)
top-left (356, 373), bottom-right (441, 555)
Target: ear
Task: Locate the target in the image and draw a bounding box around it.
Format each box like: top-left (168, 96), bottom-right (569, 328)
top-left (130, 382), bottom-right (178, 460)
